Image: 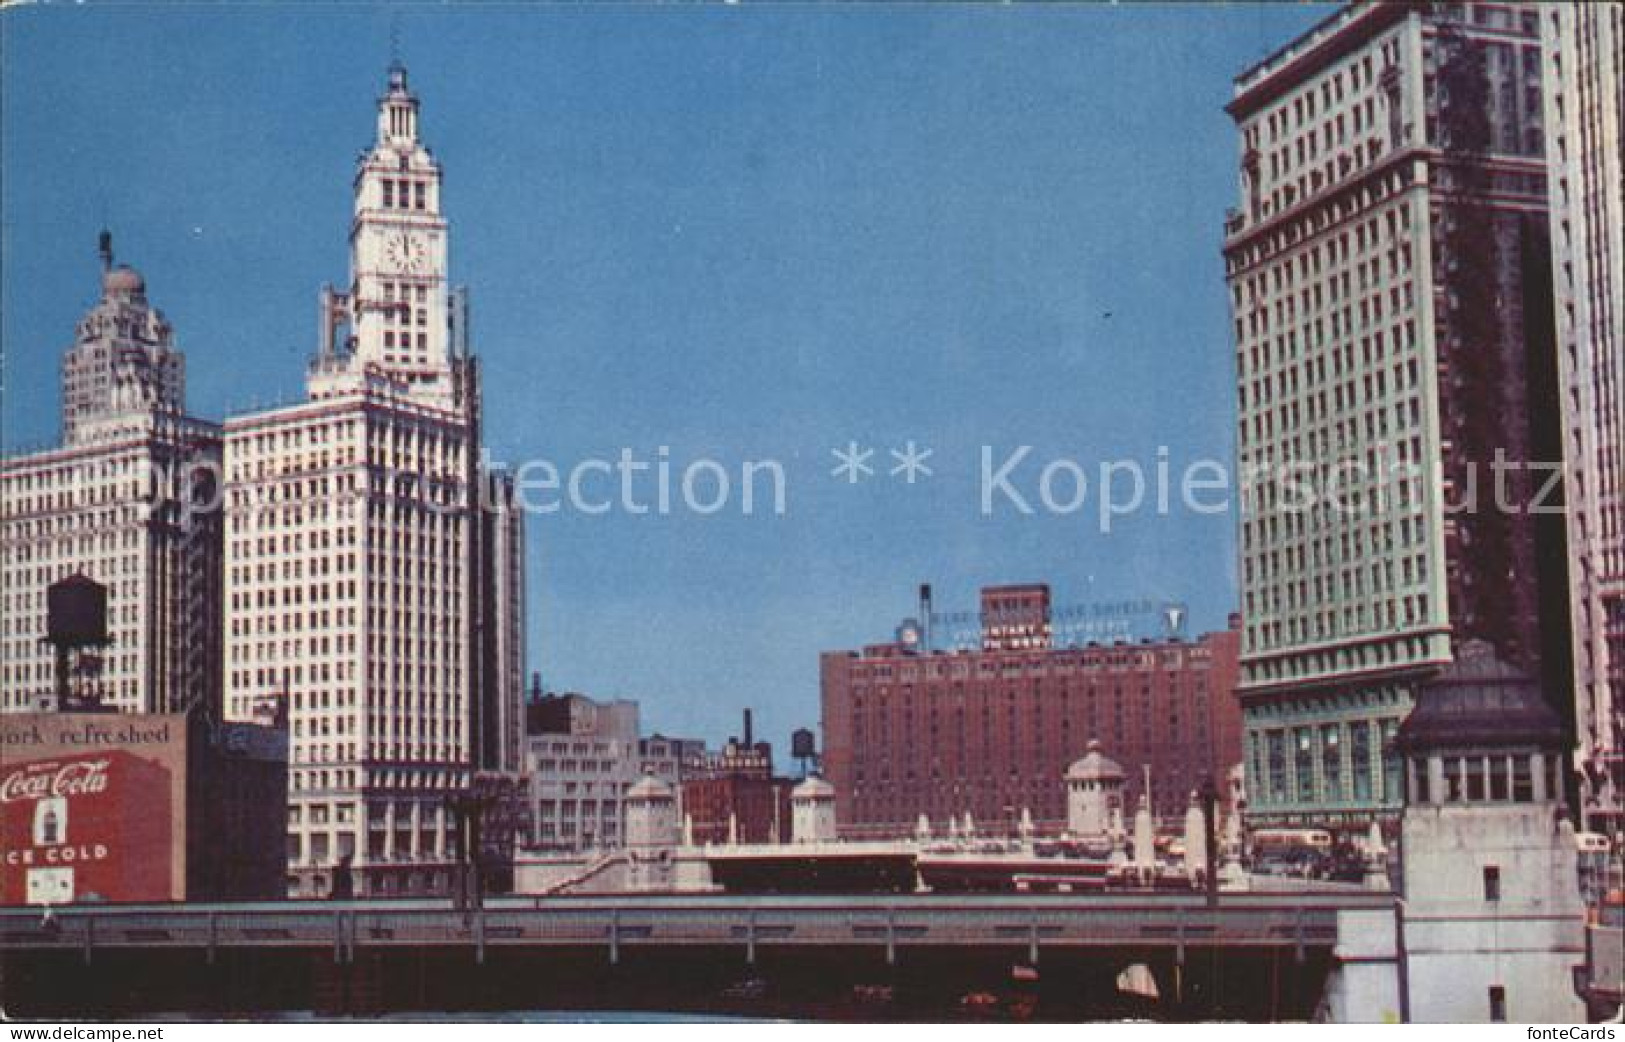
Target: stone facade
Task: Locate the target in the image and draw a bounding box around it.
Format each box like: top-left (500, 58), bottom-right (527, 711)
top-left (789, 775), bottom-right (837, 844)
top-left (1064, 740), bottom-right (1126, 842)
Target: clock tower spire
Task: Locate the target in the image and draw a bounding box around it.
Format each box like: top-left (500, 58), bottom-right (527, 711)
top-left (233, 60), bottom-right (525, 901)
top-left (311, 61), bottom-right (457, 407)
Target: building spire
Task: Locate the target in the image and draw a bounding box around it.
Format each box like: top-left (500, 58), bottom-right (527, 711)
top-left (98, 229), bottom-right (113, 273)
top-left (378, 51), bottom-right (419, 144)
top-left (386, 14), bottom-right (409, 97)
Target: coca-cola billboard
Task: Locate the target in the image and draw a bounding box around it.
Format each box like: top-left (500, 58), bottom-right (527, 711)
top-left (1, 758), bottom-right (112, 803)
top-left (1, 713), bottom-right (186, 905)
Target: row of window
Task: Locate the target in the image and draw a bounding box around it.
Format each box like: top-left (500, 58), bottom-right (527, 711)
top-left (1409, 751), bottom-right (1562, 805)
top-left (379, 177), bottom-right (428, 211)
top-left (1250, 717), bottom-right (1403, 807)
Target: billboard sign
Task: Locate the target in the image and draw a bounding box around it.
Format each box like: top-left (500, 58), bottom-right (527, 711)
top-left (1, 713), bottom-right (188, 906)
top-left (930, 598), bottom-right (1191, 650)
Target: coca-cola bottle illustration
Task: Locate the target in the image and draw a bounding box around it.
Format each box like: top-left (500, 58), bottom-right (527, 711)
top-left (33, 797), bottom-right (67, 846)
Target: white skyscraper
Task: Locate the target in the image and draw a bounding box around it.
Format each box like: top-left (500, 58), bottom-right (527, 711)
top-left (222, 63), bottom-right (524, 897)
top-left (1, 237), bottom-right (222, 714)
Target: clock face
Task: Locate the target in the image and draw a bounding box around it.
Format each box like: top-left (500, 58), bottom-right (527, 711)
top-left (383, 230), bottom-right (428, 273)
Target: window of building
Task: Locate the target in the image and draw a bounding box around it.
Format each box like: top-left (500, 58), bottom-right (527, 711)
top-left (1443, 757), bottom-right (1462, 801)
top-left (1267, 730), bottom-right (1288, 804)
top-left (1352, 723), bottom-right (1372, 800)
top-left (1294, 727), bottom-right (1315, 801)
top-left (1489, 757), bottom-right (1509, 800)
top-left (1512, 756), bottom-right (1534, 802)
top-left (1483, 865), bottom-right (1501, 902)
top-left (1380, 718), bottom-right (1401, 800)
top-left (1321, 724), bottom-right (1343, 801)
top-left (1489, 986), bottom-right (1506, 1023)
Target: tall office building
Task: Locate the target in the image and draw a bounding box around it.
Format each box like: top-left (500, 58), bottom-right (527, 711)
top-left (1541, 3), bottom-right (1623, 832)
top-left (1, 237), bottom-right (222, 713)
top-left (1224, 2), bottom-right (1572, 831)
top-left (221, 64), bottom-right (525, 896)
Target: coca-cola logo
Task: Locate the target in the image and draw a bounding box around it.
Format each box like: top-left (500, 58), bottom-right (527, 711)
top-left (0, 760), bottom-right (111, 804)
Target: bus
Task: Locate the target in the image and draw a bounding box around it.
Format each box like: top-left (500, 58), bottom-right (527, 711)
top-left (1248, 828), bottom-right (1334, 878)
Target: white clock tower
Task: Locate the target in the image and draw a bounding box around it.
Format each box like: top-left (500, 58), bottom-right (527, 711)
top-left (311, 60), bottom-right (457, 407)
top-left (224, 62), bottom-right (526, 898)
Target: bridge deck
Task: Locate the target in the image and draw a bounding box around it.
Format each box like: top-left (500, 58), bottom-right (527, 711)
top-left (1, 892), bottom-right (1394, 959)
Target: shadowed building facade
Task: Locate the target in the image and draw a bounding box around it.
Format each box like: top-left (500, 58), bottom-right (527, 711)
top-left (1541, 1), bottom-right (1624, 833)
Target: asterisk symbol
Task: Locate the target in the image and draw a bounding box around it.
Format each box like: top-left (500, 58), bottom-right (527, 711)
top-left (831, 442), bottom-right (875, 484)
top-left (889, 441), bottom-right (934, 483)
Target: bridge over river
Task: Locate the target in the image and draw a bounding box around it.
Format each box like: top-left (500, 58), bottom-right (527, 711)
top-left (2, 890), bottom-right (1405, 1020)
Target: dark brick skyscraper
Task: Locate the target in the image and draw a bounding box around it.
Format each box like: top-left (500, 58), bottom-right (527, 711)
top-left (820, 585), bottom-right (1243, 838)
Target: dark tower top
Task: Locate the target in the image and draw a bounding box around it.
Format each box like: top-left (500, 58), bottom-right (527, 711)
top-left (1398, 641), bottom-right (1567, 754)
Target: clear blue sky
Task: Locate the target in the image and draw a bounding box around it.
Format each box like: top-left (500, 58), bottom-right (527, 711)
top-left (2, 2), bottom-right (1330, 752)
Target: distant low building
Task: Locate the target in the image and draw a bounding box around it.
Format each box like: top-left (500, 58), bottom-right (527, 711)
top-left (681, 738), bottom-right (793, 846)
top-left (521, 690), bottom-right (702, 852)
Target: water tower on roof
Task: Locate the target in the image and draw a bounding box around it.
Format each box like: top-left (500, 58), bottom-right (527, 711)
top-left (42, 575), bottom-right (110, 711)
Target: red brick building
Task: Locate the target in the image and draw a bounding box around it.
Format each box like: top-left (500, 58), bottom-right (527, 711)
top-left (821, 585), bottom-right (1243, 838)
top-left (679, 740), bottom-right (792, 846)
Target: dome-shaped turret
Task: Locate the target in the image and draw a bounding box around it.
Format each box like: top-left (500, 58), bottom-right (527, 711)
top-left (625, 769), bottom-right (679, 855)
top-left (102, 265), bottom-right (146, 298)
top-left (1066, 740), bottom-right (1126, 842)
top-left (1066, 739), bottom-right (1126, 782)
top-left (1398, 641), bottom-right (1566, 754)
top-left (790, 773), bottom-right (838, 844)
top-left (791, 774), bottom-right (835, 800)
top-left (626, 772), bottom-right (674, 802)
